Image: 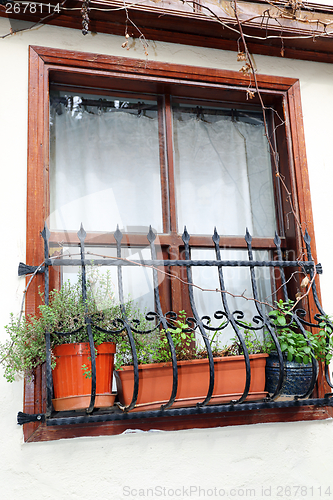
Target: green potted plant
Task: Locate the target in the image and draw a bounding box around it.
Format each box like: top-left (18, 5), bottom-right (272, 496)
top-left (115, 311), bottom-right (268, 412)
top-left (265, 299), bottom-right (333, 397)
top-left (0, 269), bottom-right (143, 411)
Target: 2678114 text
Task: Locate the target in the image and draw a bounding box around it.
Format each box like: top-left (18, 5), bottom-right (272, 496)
top-left (5, 2), bottom-right (61, 14)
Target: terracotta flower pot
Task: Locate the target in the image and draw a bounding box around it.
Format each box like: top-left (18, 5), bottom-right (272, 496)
top-left (115, 353), bottom-right (268, 411)
top-left (52, 342), bottom-right (116, 411)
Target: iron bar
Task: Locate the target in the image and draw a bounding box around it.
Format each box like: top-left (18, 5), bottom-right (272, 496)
top-left (273, 232), bottom-right (318, 398)
top-left (147, 226), bottom-right (178, 410)
top-left (183, 227), bottom-right (215, 406)
top-left (245, 229), bottom-right (284, 400)
top-left (114, 226), bottom-right (140, 411)
top-left (303, 229), bottom-right (333, 389)
top-left (212, 227), bottom-right (250, 404)
top-left (21, 258), bottom-right (321, 269)
top-left (45, 396), bottom-right (333, 427)
top-left (42, 224), bottom-right (53, 417)
top-left (78, 225), bottom-right (97, 414)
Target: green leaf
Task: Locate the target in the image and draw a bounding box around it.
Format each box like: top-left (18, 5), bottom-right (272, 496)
top-left (277, 315), bottom-right (287, 326)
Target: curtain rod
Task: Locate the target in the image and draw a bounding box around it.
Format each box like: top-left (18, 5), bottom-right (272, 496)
top-left (50, 96), bottom-right (264, 122)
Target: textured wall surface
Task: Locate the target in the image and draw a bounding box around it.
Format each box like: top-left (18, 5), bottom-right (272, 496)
top-left (0, 17), bottom-right (333, 499)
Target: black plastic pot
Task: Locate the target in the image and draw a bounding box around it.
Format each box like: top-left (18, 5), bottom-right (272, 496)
top-left (265, 353), bottom-right (313, 396)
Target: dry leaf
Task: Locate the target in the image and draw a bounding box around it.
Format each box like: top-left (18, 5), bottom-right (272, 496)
top-left (239, 63), bottom-right (251, 74)
top-left (300, 276), bottom-right (310, 288)
top-left (237, 52), bottom-right (247, 62)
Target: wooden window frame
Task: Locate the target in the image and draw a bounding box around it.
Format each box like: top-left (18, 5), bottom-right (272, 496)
top-left (24, 45), bottom-right (331, 443)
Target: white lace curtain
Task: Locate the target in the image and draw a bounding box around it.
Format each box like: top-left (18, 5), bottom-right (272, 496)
top-left (173, 110), bottom-right (276, 237)
top-left (49, 103), bottom-right (163, 233)
top-left (50, 101), bottom-right (275, 237)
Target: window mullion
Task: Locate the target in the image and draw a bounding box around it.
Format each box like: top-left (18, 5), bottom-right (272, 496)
top-left (157, 95), bottom-right (170, 234)
top-left (268, 107), bottom-right (285, 238)
top-left (164, 94), bottom-right (178, 234)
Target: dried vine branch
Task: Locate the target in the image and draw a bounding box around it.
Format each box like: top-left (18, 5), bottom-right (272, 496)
top-left (2, 0), bottom-right (333, 42)
top-left (232, 0), bottom-right (303, 236)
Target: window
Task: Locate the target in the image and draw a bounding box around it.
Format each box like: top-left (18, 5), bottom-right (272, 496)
top-left (24, 46), bottom-right (327, 443)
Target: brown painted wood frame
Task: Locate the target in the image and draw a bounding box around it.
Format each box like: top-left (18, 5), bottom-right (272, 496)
top-left (24, 45), bottom-right (326, 443)
top-left (2, 1), bottom-right (333, 64)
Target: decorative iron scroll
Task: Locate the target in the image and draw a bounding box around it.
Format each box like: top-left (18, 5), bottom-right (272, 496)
top-left (17, 224), bottom-right (333, 427)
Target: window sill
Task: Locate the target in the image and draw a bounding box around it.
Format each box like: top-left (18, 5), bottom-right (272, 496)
top-left (24, 405), bottom-right (333, 443)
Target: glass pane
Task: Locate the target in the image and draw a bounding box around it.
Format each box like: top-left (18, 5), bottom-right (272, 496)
top-left (57, 245), bottom-right (155, 314)
top-left (172, 102), bottom-right (276, 237)
top-left (49, 92), bottom-right (163, 233)
top-left (191, 248), bottom-right (273, 346)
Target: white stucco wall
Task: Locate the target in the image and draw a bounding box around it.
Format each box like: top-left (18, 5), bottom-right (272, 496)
top-left (1, 17), bottom-right (333, 499)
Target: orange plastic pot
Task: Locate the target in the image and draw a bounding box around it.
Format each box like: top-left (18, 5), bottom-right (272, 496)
top-left (116, 353), bottom-right (268, 411)
top-left (52, 342), bottom-right (116, 411)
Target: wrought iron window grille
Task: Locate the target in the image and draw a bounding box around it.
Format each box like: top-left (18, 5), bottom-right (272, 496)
top-left (17, 223), bottom-right (333, 427)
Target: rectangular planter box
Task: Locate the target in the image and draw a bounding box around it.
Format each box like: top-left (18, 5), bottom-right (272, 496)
top-left (116, 353), bottom-right (268, 411)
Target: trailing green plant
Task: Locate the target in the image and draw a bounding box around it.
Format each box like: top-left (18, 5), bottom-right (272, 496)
top-left (267, 299), bottom-right (333, 365)
top-left (1, 313), bottom-right (50, 383)
top-left (0, 269), bottom-right (146, 382)
top-left (81, 363), bottom-right (92, 379)
top-left (314, 314), bottom-right (333, 364)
